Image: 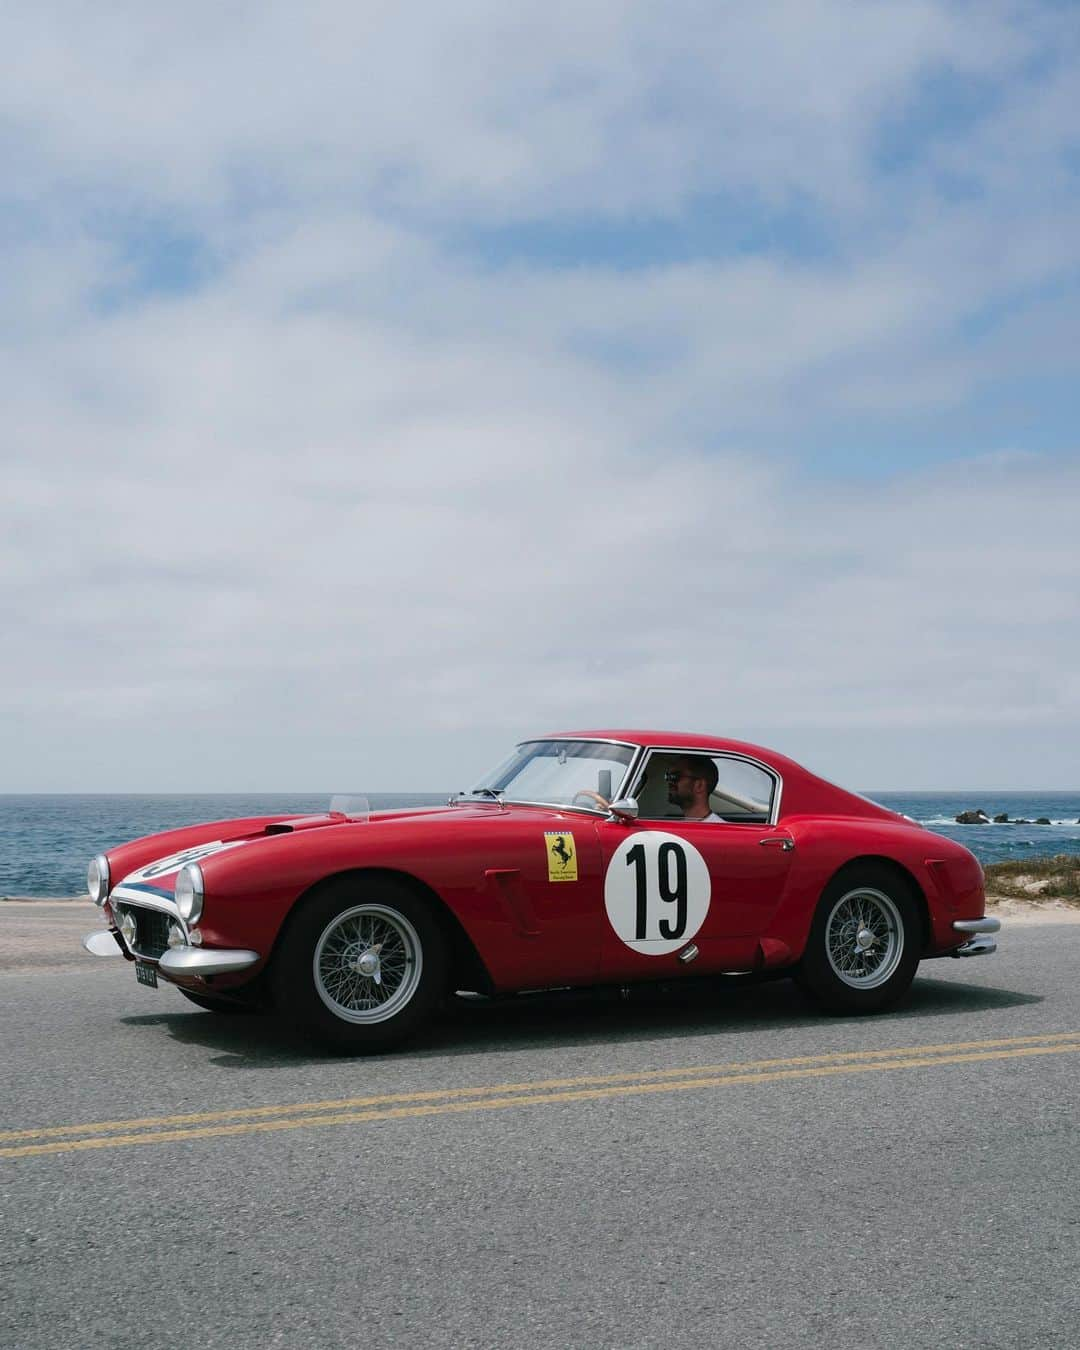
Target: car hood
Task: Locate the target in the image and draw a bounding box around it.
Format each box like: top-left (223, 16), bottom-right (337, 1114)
top-left (106, 803), bottom-right (555, 899)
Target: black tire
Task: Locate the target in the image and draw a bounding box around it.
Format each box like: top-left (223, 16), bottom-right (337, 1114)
top-left (271, 878), bottom-right (447, 1052)
top-left (178, 988), bottom-right (257, 1014)
top-left (795, 865), bottom-right (921, 1014)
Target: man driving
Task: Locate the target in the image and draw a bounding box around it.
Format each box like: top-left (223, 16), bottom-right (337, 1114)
top-left (666, 756), bottom-right (724, 822)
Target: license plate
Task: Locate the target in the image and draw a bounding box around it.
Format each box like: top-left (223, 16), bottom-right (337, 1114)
top-left (135, 962), bottom-right (158, 989)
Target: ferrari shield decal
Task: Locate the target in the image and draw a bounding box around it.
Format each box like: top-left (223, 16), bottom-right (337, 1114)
top-left (545, 831), bottom-right (578, 882)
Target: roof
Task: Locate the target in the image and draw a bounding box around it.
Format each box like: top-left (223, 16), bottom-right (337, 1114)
top-left (542, 729), bottom-right (799, 769)
top-left (540, 730), bottom-right (895, 821)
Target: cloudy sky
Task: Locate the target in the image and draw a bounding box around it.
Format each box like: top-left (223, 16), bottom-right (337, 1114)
top-left (2, 0), bottom-right (1078, 792)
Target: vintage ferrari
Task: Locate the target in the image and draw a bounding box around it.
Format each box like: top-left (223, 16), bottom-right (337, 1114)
top-left (82, 731), bottom-right (1000, 1050)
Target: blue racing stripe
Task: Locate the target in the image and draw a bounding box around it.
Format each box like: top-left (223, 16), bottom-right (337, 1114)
top-left (115, 880), bottom-right (174, 899)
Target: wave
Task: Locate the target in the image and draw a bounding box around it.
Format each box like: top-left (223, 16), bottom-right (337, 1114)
top-left (919, 815), bottom-right (1078, 828)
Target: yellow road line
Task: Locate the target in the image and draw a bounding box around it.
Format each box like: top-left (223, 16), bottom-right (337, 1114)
top-left (2, 1030), bottom-right (1077, 1145)
top-left (4, 1035), bottom-right (1079, 1160)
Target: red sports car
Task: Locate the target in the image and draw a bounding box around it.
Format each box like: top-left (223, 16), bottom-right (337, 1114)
top-left (83, 731), bottom-right (1000, 1050)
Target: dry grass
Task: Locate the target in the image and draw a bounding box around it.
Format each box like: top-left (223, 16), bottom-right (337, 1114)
top-left (983, 854), bottom-right (1080, 906)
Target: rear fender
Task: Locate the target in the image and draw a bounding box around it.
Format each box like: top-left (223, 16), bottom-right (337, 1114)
top-left (760, 839), bottom-right (932, 963)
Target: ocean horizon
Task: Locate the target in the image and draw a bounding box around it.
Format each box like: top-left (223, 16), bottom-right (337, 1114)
top-left (2, 790), bottom-right (1078, 897)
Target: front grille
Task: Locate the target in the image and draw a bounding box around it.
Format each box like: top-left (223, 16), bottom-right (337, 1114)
top-left (114, 904), bottom-right (172, 960)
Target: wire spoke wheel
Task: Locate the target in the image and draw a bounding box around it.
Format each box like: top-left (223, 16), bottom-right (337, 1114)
top-left (313, 903), bottom-right (423, 1025)
top-left (824, 886), bottom-right (903, 990)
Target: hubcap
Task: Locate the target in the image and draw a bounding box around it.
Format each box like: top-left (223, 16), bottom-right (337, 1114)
top-left (355, 946), bottom-right (382, 979)
top-left (313, 905), bottom-right (422, 1024)
top-left (825, 887), bottom-right (904, 989)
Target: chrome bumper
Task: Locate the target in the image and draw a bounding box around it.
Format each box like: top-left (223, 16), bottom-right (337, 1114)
top-left (950, 915), bottom-right (1000, 958)
top-left (158, 947), bottom-right (260, 977)
top-left (83, 930), bottom-right (123, 956)
top-left (82, 930), bottom-right (259, 977)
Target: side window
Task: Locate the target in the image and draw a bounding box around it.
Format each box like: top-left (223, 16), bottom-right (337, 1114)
top-left (632, 752), bottom-right (776, 822)
top-left (711, 758), bottom-right (775, 821)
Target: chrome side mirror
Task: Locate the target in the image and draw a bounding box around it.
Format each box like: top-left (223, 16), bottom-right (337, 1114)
top-left (607, 797), bottom-right (639, 822)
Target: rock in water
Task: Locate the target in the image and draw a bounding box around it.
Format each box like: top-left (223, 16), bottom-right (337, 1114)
top-left (956, 809), bottom-right (991, 824)
top-left (993, 813), bottom-right (1009, 823)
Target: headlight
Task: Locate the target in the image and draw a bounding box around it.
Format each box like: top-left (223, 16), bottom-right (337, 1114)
top-left (175, 863), bottom-right (204, 924)
top-left (116, 907), bottom-right (137, 949)
top-left (87, 854), bottom-right (110, 906)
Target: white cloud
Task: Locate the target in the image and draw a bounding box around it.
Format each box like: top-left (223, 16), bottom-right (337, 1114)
top-left (0, 0), bottom-right (1046, 220)
top-left (1, 1), bottom-right (1078, 790)
top-left (3, 241), bottom-right (1077, 787)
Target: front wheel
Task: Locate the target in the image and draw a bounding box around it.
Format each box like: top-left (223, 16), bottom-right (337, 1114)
top-left (272, 879), bottom-right (447, 1052)
top-left (796, 867), bottom-right (921, 1014)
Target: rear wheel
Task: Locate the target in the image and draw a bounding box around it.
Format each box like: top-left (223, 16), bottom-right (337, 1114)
top-left (272, 879), bottom-right (446, 1052)
top-left (796, 866), bottom-right (921, 1013)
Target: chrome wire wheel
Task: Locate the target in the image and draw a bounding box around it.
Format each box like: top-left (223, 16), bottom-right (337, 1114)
top-left (824, 886), bottom-right (904, 990)
top-left (312, 903), bottom-right (423, 1025)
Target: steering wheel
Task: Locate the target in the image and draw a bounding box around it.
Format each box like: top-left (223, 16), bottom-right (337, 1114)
top-left (570, 790), bottom-right (610, 811)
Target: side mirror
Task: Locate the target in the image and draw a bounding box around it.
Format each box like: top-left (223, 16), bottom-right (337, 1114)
top-left (607, 797), bottom-right (639, 822)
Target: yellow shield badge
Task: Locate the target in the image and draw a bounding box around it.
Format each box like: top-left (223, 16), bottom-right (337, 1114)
top-left (545, 831), bottom-right (578, 882)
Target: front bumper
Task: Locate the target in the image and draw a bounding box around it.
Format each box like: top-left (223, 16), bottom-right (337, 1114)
top-left (82, 929), bottom-right (259, 979)
top-left (83, 930), bottom-right (124, 956)
top-left (159, 947), bottom-right (259, 977)
top-left (950, 915), bottom-right (1000, 958)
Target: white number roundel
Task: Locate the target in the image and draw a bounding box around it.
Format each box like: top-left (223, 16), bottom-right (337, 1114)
top-left (604, 831), bottom-right (711, 956)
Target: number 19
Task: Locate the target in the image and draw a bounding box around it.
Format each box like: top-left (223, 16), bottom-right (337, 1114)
top-left (626, 841), bottom-right (688, 941)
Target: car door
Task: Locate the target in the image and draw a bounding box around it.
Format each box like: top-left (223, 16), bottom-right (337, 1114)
top-left (458, 810), bottom-right (609, 991)
top-left (594, 816), bottom-right (795, 982)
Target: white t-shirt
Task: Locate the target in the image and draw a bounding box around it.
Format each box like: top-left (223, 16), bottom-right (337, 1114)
top-left (687, 812), bottom-right (724, 823)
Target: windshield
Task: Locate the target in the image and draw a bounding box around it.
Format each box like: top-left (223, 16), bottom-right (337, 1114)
top-left (470, 740), bottom-right (635, 810)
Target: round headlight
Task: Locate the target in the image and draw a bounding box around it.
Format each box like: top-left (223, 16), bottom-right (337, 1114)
top-left (87, 854), bottom-right (110, 906)
top-left (175, 863), bottom-right (204, 924)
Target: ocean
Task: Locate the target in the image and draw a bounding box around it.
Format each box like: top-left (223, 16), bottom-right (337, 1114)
top-left (2, 791), bottom-right (1079, 898)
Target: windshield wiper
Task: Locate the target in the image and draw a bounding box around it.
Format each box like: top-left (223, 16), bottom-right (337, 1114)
top-left (470, 788), bottom-right (505, 800)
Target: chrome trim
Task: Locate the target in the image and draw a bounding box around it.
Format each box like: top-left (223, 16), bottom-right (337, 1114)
top-left (953, 917), bottom-right (1001, 934)
top-left (110, 885), bottom-right (182, 919)
top-left (109, 893), bottom-right (190, 961)
top-left (607, 797), bottom-right (640, 822)
top-left (463, 737), bottom-right (641, 814)
top-left (951, 936), bottom-right (997, 958)
top-left (518, 737), bottom-right (640, 805)
top-left (82, 930), bottom-right (123, 956)
top-left (158, 947), bottom-right (260, 977)
top-left (88, 854), bottom-right (111, 906)
top-left (633, 746), bottom-right (782, 826)
top-left (175, 862), bottom-right (204, 924)
top-left (452, 798), bottom-right (620, 817)
top-left (462, 738), bottom-right (783, 823)
top-left (759, 836), bottom-right (794, 851)
top-left (538, 736), bottom-right (639, 751)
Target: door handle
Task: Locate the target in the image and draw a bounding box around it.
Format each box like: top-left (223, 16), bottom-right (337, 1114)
top-left (759, 837), bottom-right (794, 851)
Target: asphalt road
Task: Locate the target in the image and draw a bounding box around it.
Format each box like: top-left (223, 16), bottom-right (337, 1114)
top-left (2, 903), bottom-right (1078, 1350)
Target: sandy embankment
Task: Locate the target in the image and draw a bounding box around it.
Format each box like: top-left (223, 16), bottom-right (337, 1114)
top-left (984, 896), bottom-right (1080, 924)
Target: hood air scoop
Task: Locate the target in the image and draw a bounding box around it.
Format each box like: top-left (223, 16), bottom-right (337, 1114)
top-left (262, 814), bottom-right (345, 836)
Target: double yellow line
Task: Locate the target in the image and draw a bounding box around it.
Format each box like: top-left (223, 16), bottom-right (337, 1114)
top-left (4, 1031), bottom-right (1079, 1160)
